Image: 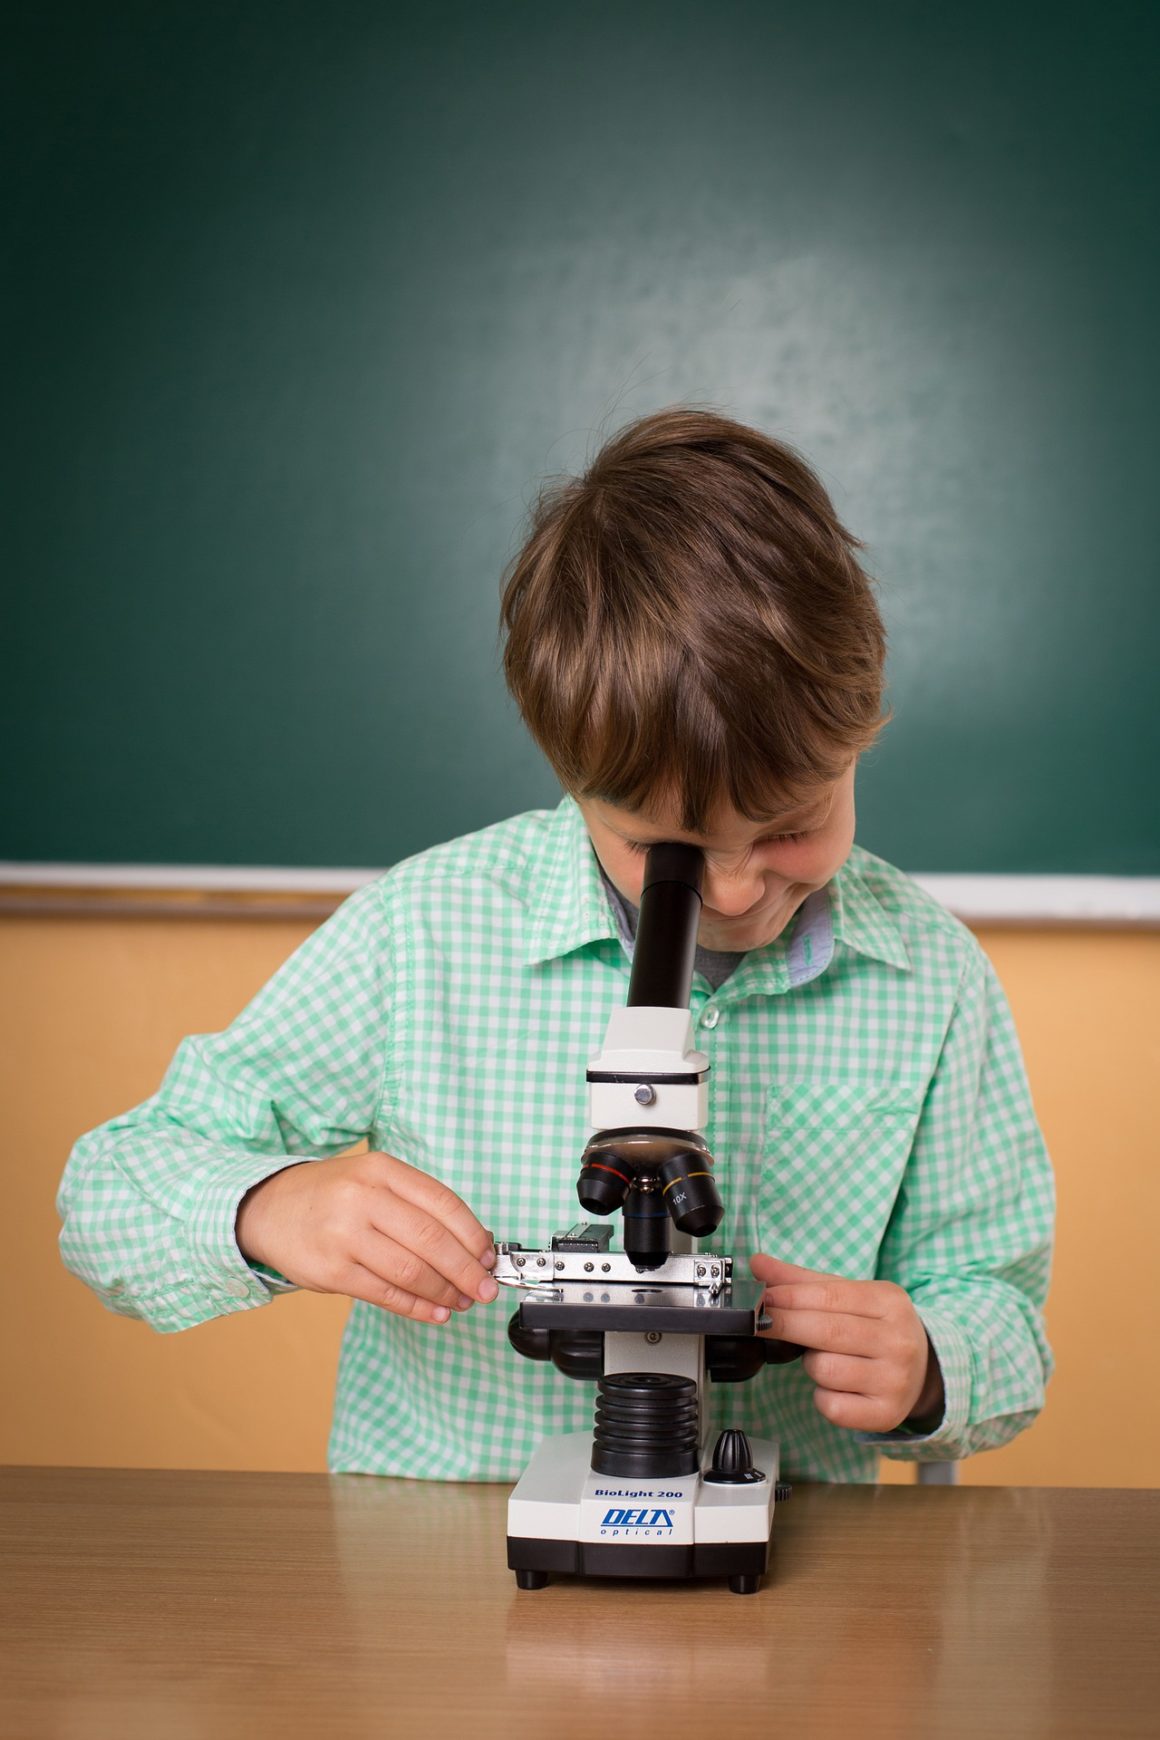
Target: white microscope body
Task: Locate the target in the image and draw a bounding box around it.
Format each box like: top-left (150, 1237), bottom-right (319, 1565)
top-left (497, 843), bottom-right (790, 1594)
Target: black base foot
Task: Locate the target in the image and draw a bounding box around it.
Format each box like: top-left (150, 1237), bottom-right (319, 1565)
top-left (729, 1573), bottom-right (761, 1595)
top-left (516, 1568), bottom-right (549, 1590)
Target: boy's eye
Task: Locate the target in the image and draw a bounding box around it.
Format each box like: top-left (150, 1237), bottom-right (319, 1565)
top-left (622, 831), bottom-right (810, 855)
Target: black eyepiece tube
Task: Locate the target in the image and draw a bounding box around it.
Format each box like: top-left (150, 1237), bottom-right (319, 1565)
top-left (626, 842), bottom-right (704, 1009)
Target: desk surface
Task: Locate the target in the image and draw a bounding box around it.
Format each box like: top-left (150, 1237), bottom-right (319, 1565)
top-left (2, 1467), bottom-right (1158, 1740)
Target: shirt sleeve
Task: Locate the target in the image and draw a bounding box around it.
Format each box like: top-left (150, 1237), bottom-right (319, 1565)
top-left (859, 943), bottom-right (1056, 1463)
top-left (56, 880), bottom-right (394, 1333)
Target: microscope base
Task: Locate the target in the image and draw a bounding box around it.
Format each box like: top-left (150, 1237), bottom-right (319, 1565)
top-left (508, 1532), bottom-right (770, 1592)
top-left (507, 1428), bottom-right (779, 1593)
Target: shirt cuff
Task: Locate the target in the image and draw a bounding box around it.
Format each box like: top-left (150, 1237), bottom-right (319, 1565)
top-left (246, 1260), bottom-right (298, 1292)
top-left (181, 1153), bottom-right (308, 1317)
top-left (856, 1304), bottom-right (973, 1461)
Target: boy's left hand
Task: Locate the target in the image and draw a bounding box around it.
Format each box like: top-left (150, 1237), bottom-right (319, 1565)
top-left (750, 1253), bottom-right (944, 1434)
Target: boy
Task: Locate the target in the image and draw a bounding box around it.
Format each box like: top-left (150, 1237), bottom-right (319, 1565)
top-left (59, 409), bottom-right (1054, 1483)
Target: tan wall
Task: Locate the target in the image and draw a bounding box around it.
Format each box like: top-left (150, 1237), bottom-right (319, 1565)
top-left (2, 912), bottom-right (1157, 1485)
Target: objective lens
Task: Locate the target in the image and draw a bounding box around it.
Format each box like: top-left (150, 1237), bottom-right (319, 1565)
top-left (622, 1184), bottom-right (670, 1270)
top-left (659, 1152), bottom-right (723, 1237)
top-left (577, 1154), bottom-right (632, 1216)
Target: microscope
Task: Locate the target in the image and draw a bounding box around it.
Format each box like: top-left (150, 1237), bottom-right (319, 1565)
top-left (495, 842), bottom-right (797, 1594)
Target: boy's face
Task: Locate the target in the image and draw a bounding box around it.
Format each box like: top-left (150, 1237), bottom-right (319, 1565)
top-left (579, 760), bottom-right (857, 953)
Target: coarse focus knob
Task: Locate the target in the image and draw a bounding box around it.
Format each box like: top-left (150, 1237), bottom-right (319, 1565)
top-left (703, 1428), bottom-right (765, 1485)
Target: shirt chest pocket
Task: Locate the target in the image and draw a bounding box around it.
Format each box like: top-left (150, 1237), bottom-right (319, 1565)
top-left (754, 1081), bottom-right (923, 1277)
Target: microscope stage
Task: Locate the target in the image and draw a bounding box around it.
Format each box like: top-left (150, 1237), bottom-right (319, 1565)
top-left (514, 1273), bottom-right (767, 1335)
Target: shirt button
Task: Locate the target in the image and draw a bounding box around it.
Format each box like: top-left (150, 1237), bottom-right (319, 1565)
top-left (221, 1277), bottom-right (251, 1301)
top-left (700, 1007), bottom-right (720, 1029)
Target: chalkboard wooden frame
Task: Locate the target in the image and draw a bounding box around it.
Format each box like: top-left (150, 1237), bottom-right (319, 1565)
top-left (2, 864), bottom-right (1157, 926)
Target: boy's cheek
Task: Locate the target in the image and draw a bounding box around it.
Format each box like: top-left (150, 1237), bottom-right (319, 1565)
top-left (789, 835), bottom-right (855, 886)
top-left (592, 844), bottom-right (644, 905)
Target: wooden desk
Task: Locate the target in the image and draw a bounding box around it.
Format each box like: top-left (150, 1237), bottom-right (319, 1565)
top-left (1, 1467), bottom-right (1157, 1739)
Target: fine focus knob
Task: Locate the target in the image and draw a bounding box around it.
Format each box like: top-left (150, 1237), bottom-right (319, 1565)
top-left (703, 1427), bottom-right (766, 1485)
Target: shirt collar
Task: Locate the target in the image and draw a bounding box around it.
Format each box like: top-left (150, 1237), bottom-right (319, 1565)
top-left (829, 850), bottom-right (912, 972)
top-left (524, 795), bottom-right (622, 965)
top-left (524, 796), bottom-right (910, 978)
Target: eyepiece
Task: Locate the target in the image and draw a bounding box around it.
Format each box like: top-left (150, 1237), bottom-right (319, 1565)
top-left (627, 843), bottom-right (704, 1010)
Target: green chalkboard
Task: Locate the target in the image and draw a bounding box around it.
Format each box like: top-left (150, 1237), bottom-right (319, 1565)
top-left (5, 1), bottom-right (1157, 873)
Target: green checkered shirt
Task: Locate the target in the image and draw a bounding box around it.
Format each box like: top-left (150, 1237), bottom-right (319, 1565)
top-left (59, 797), bottom-right (1054, 1481)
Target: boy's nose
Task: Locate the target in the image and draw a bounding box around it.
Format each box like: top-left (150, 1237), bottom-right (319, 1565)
top-left (702, 869), bottom-right (766, 918)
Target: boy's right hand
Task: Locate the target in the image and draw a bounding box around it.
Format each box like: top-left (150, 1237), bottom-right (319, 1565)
top-left (234, 1151), bottom-right (498, 1325)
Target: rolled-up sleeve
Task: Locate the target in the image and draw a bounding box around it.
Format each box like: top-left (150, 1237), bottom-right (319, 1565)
top-left (57, 881), bottom-right (393, 1332)
top-left (860, 946), bottom-right (1055, 1462)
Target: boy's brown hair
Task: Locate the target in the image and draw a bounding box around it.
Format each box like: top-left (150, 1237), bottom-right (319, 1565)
top-left (500, 408), bottom-right (887, 835)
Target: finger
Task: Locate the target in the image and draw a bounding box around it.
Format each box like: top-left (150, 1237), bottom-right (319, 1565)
top-left (762, 1306), bottom-right (884, 1358)
top-left (370, 1198), bottom-right (499, 1304)
top-left (352, 1228), bottom-right (466, 1311)
top-left (802, 1349), bottom-right (879, 1395)
top-left (385, 1161), bottom-right (496, 1262)
top-left (343, 1262), bottom-right (453, 1324)
top-left (762, 1280), bottom-right (888, 1321)
top-left (812, 1387), bottom-right (903, 1434)
top-left (750, 1252), bottom-right (840, 1287)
